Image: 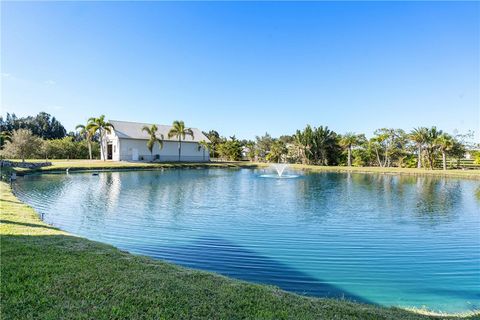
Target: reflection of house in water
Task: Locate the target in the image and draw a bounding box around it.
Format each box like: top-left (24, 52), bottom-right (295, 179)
top-left (99, 173), bottom-right (122, 214)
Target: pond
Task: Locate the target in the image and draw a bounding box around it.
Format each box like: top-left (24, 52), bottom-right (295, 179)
top-left (14, 168), bottom-right (480, 313)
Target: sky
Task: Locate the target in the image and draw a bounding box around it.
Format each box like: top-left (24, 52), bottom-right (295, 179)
top-left (1, 1), bottom-right (479, 140)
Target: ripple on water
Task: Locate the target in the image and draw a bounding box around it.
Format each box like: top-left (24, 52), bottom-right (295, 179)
top-left (13, 169), bottom-right (480, 313)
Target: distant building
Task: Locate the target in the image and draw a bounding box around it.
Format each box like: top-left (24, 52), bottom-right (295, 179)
top-left (101, 120), bottom-right (210, 162)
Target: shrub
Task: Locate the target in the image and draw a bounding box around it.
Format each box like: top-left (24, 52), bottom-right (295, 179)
top-left (0, 129), bottom-right (43, 161)
top-left (42, 137), bottom-right (100, 159)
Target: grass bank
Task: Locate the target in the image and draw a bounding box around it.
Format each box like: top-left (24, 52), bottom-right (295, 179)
top-left (9, 159), bottom-right (480, 180)
top-left (10, 159), bottom-right (263, 175)
top-left (1, 182), bottom-right (478, 319)
top-left (286, 163), bottom-right (480, 179)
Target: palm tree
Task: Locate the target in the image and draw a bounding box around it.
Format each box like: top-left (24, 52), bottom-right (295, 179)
top-left (424, 127), bottom-right (443, 169)
top-left (312, 126), bottom-right (337, 166)
top-left (294, 129), bottom-right (310, 164)
top-left (75, 123), bottom-right (94, 160)
top-left (340, 133), bottom-right (364, 167)
top-left (142, 124), bottom-right (164, 161)
top-left (435, 133), bottom-right (453, 171)
top-left (197, 140), bottom-right (210, 162)
top-left (266, 140), bottom-right (287, 163)
top-left (86, 115), bottom-right (114, 161)
top-left (410, 127), bottom-right (428, 168)
top-left (168, 120), bottom-right (194, 162)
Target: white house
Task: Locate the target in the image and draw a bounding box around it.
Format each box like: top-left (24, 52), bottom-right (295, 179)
top-left (101, 120), bottom-right (210, 162)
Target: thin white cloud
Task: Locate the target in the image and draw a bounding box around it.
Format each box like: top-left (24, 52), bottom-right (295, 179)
top-left (1, 73), bottom-right (11, 78)
top-left (44, 80), bottom-right (56, 85)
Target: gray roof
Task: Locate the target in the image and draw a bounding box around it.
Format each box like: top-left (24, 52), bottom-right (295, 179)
top-left (109, 120), bottom-right (210, 143)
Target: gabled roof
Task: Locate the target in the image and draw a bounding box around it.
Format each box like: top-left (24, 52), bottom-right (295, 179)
top-left (109, 120), bottom-right (210, 143)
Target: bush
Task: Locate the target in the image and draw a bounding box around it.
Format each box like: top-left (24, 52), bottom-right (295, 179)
top-left (403, 154), bottom-right (418, 168)
top-left (0, 129), bottom-right (43, 161)
top-left (42, 137), bottom-right (100, 159)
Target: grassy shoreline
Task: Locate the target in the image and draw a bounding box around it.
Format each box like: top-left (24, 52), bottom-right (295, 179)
top-left (8, 159), bottom-right (480, 179)
top-left (1, 182), bottom-right (478, 319)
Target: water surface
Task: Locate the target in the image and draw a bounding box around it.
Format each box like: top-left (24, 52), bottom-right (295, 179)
top-left (14, 169), bottom-right (480, 312)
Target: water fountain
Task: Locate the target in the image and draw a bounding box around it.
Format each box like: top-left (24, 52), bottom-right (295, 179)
top-left (260, 163), bottom-right (299, 179)
top-left (272, 163), bottom-right (288, 177)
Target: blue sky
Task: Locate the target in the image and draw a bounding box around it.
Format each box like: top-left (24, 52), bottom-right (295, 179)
top-left (1, 1), bottom-right (479, 139)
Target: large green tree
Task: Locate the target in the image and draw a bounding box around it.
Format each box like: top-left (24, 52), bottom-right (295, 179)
top-left (255, 133), bottom-right (274, 162)
top-left (291, 125), bottom-right (341, 165)
top-left (86, 115), bottom-right (114, 161)
top-left (0, 112), bottom-right (66, 139)
top-left (203, 130), bottom-right (221, 158)
top-left (424, 127), bottom-right (443, 169)
top-left (435, 133), bottom-right (453, 171)
top-left (0, 129), bottom-right (43, 162)
top-left (293, 126), bottom-right (313, 164)
top-left (75, 122), bottom-right (95, 160)
top-left (409, 127), bottom-right (429, 169)
top-left (371, 128), bottom-right (407, 167)
top-left (340, 133), bottom-right (365, 167)
top-left (217, 138), bottom-right (242, 161)
top-left (266, 140), bottom-right (287, 163)
top-left (168, 121), bottom-right (194, 162)
top-left (142, 124), bottom-right (164, 161)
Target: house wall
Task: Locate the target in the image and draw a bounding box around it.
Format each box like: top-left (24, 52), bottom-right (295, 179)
top-left (102, 131), bottom-right (121, 161)
top-left (118, 139), bottom-right (209, 162)
top-left (103, 130), bottom-right (210, 162)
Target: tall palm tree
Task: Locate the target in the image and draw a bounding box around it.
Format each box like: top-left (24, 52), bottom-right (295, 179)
top-left (86, 115), bottom-right (114, 161)
top-left (197, 140), bottom-right (210, 162)
top-left (294, 129), bottom-right (310, 164)
top-left (267, 140), bottom-right (287, 163)
top-left (410, 127), bottom-right (428, 169)
top-left (424, 127), bottom-right (442, 169)
top-left (142, 124), bottom-right (164, 161)
top-left (75, 123), bottom-right (94, 160)
top-left (168, 120), bottom-right (194, 162)
top-left (312, 126), bottom-right (336, 166)
top-left (340, 133), bottom-right (364, 167)
top-left (435, 133), bottom-right (453, 171)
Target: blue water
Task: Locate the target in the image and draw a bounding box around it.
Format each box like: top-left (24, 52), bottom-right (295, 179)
top-left (14, 168), bottom-right (480, 313)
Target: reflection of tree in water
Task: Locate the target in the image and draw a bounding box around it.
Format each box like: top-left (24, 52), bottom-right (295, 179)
top-left (294, 173), bottom-right (465, 225)
top-left (294, 173), bottom-right (344, 219)
top-left (414, 177), bottom-right (462, 220)
top-left (153, 169), bottom-right (213, 221)
top-left (17, 174), bottom-right (69, 200)
top-left (344, 174), bottom-right (462, 223)
top-left (476, 185), bottom-right (480, 201)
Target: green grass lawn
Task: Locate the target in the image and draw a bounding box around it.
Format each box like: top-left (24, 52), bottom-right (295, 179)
top-left (7, 159), bottom-right (480, 179)
top-left (1, 182), bottom-right (478, 319)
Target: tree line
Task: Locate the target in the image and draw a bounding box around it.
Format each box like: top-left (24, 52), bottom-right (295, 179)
top-left (203, 126), bottom-right (478, 170)
top-left (0, 113), bottom-right (107, 161)
top-left (1, 111), bottom-right (478, 170)
top-left (1, 112), bottom-right (66, 140)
